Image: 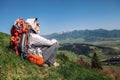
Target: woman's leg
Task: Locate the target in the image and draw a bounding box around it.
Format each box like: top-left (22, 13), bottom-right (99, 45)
top-left (42, 43), bottom-right (59, 65)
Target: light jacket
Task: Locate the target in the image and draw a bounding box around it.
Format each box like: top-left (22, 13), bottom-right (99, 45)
top-left (29, 33), bottom-right (58, 46)
top-left (26, 18), bottom-right (58, 46)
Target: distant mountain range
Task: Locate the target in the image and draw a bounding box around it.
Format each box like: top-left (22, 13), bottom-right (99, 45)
top-left (44, 29), bottom-right (120, 41)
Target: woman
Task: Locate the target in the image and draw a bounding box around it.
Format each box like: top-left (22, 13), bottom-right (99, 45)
top-left (26, 18), bottom-right (59, 67)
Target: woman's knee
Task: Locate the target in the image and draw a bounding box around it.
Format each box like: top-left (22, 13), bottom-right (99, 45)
top-left (52, 43), bottom-right (59, 48)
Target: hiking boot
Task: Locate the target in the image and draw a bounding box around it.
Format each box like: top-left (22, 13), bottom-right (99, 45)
top-left (43, 64), bottom-right (49, 67)
top-left (53, 62), bottom-right (60, 67)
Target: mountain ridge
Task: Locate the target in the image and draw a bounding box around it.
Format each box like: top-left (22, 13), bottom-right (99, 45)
top-left (44, 29), bottom-right (120, 41)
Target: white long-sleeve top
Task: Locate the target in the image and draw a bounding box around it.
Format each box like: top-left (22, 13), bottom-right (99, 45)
top-left (29, 33), bottom-right (58, 46)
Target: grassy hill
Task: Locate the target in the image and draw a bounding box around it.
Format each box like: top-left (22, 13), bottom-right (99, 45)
top-left (0, 32), bottom-right (111, 80)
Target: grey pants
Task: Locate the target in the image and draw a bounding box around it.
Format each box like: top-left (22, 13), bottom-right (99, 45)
top-left (42, 43), bottom-right (59, 65)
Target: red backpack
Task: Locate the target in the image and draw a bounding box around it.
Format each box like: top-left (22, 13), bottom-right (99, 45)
top-left (10, 18), bottom-right (28, 55)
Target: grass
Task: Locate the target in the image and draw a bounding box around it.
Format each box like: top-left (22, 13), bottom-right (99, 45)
top-left (59, 38), bottom-right (85, 44)
top-left (100, 66), bottom-right (120, 80)
top-left (59, 37), bottom-right (120, 52)
top-left (0, 32), bottom-right (112, 80)
top-left (88, 48), bottom-right (112, 61)
top-left (0, 44), bottom-right (111, 80)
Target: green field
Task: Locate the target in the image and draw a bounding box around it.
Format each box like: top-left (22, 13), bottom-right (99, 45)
top-left (59, 37), bottom-right (120, 50)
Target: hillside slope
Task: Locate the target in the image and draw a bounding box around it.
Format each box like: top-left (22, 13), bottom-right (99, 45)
top-left (59, 43), bottom-right (120, 58)
top-left (0, 32), bottom-right (111, 80)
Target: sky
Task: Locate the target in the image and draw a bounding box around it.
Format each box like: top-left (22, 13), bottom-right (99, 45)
top-left (0, 0), bottom-right (120, 35)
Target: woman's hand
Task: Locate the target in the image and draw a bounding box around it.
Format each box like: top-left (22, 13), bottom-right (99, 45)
top-left (51, 39), bottom-right (59, 45)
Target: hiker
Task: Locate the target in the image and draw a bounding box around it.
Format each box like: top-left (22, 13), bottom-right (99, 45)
top-left (26, 18), bottom-right (59, 67)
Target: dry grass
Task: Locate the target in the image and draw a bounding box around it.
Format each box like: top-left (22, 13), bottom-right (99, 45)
top-left (76, 57), bottom-right (91, 68)
top-left (76, 57), bottom-right (120, 80)
top-left (99, 66), bottom-right (120, 80)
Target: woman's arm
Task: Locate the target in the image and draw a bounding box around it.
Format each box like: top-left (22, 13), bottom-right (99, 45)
top-left (29, 33), bottom-right (58, 46)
